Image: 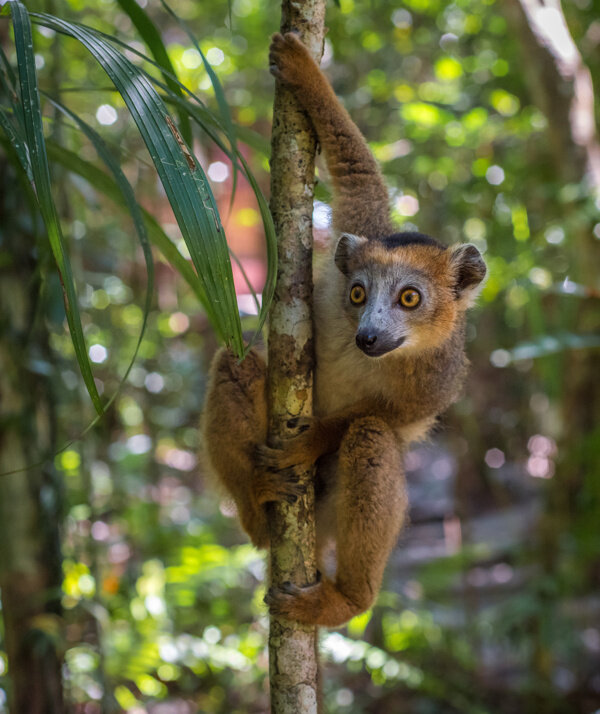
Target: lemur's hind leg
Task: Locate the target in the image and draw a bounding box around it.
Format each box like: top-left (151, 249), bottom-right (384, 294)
top-left (266, 417), bottom-right (408, 626)
top-left (202, 348), bottom-right (303, 549)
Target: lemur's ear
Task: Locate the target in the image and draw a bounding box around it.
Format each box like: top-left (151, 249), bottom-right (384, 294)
top-left (334, 233), bottom-right (368, 275)
top-left (450, 243), bottom-right (486, 307)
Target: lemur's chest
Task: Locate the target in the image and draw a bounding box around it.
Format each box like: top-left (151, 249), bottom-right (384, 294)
top-left (313, 312), bottom-right (465, 434)
top-left (314, 341), bottom-right (385, 415)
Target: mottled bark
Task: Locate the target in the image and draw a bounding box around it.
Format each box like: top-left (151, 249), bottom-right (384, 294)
top-left (0, 159), bottom-right (65, 713)
top-left (267, 1), bottom-right (326, 712)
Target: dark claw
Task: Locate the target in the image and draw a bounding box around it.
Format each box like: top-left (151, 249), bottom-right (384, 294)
top-left (287, 417), bottom-right (299, 428)
top-left (254, 444), bottom-right (282, 471)
top-left (285, 494), bottom-right (298, 504)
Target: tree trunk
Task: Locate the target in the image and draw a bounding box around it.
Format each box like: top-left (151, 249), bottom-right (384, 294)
top-left (0, 158), bottom-right (65, 713)
top-left (505, 0), bottom-right (600, 196)
top-left (267, 1), bottom-right (326, 711)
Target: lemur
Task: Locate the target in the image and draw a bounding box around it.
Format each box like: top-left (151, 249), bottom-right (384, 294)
top-left (202, 32), bottom-right (486, 628)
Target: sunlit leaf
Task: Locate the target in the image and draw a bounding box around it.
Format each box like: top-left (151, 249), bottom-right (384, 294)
top-left (32, 10), bottom-right (244, 355)
top-left (115, 0), bottom-right (193, 146)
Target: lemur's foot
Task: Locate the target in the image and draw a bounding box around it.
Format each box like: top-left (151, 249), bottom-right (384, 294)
top-left (254, 468), bottom-right (305, 505)
top-left (269, 32), bottom-right (315, 86)
top-left (255, 444), bottom-right (301, 473)
top-left (265, 578), bottom-right (366, 627)
top-left (211, 347), bottom-right (265, 393)
top-left (255, 420), bottom-right (317, 474)
top-left (254, 414), bottom-right (317, 472)
top-left (265, 581), bottom-right (323, 624)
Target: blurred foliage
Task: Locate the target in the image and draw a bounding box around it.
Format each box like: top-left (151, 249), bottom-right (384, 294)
top-left (1, 0), bottom-right (599, 712)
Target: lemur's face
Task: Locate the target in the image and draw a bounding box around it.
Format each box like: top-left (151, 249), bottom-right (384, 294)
top-left (334, 232), bottom-right (486, 358)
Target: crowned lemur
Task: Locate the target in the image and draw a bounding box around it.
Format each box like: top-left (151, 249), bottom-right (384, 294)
top-left (202, 32), bottom-right (486, 627)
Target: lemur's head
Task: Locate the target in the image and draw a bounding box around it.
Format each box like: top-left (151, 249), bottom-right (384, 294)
top-left (334, 231), bottom-right (486, 358)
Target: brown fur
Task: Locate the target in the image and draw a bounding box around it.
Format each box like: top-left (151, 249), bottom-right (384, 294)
top-left (202, 348), bottom-right (304, 549)
top-left (202, 33), bottom-right (486, 627)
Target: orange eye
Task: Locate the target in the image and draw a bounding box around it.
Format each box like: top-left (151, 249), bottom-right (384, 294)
top-left (399, 288), bottom-right (421, 308)
top-left (350, 284), bottom-right (366, 305)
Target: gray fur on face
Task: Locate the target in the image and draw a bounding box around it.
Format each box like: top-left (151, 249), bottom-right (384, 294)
top-left (343, 263), bottom-right (434, 357)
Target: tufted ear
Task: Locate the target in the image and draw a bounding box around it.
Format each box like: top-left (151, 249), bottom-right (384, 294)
top-left (334, 233), bottom-right (368, 275)
top-left (450, 243), bottom-right (487, 307)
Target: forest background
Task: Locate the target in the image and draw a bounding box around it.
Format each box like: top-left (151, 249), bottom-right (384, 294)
top-left (0, 0), bottom-right (599, 712)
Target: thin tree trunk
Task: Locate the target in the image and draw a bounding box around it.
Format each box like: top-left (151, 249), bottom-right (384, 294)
top-left (267, 1), bottom-right (326, 711)
top-left (0, 161), bottom-right (65, 712)
top-left (505, 0), bottom-right (600, 196)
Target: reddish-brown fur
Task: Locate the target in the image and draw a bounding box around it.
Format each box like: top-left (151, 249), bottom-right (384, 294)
top-left (202, 33), bottom-right (486, 627)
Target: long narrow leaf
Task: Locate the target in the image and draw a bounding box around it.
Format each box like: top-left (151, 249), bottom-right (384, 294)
top-left (158, 0), bottom-right (239, 209)
top-left (30, 16), bottom-right (277, 336)
top-left (236, 152), bottom-right (276, 348)
top-left (229, 249), bottom-right (260, 316)
top-left (0, 44), bottom-right (17, 89)
top-left (10, 0), bottom-right (104, 413)
top-left (157, 90), bottom-right (277, 337)
top-left (114, 0), bottom-right (193, 147)
top-left (33, 11), bottom-right (244, 355)
top-left (37, 16), bottom-right (277, 334)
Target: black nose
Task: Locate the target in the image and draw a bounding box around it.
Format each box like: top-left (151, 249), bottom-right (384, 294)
top-left (356, 332), bottom-right (378, 351)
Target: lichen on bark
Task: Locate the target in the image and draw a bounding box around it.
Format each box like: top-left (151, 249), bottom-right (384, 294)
top-left (266, 1), bottom-right (326, 711)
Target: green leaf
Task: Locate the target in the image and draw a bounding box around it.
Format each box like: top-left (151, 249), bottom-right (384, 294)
top-left (158, 0), bottom-right (239, 210)
top-left (114, 0), bottom-right (193, 147)
top-left (144, 90), bottom-right (276, 339)
top-left (0, 44), bottom-right (19, 101)
top-left (32, 10), bottom-right (244, 355)
top-left (73, 12), bottom-right (277, 336)
top-left (9, 0), bottom-right (104, 414)
top-left (236, 152), bottom-right (276, 349)
top-left (42, 18), bottom-right (276, 340)
top-left (99, 41), bottom-right (276, 342)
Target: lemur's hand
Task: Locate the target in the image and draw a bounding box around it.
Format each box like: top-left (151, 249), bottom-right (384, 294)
top-left (269, 32), bottom-right (316, 87)
top-left (255, 416), bottom-right (318, 474)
